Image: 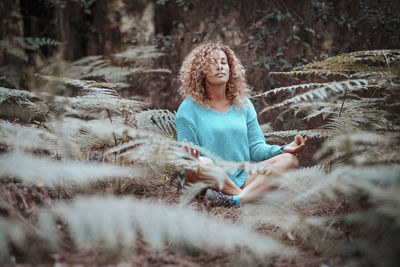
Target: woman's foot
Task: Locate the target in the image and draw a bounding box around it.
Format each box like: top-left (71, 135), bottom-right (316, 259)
top-left (203, 189), bottom-right (240, 207)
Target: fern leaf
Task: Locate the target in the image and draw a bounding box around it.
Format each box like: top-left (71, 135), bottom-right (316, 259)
top-left (270, 49), bottom-right (400, 79)
top-left (136, 109), bottom-right (176, 138)
top-left (0, 86), bottom-right (147, 121)
top-left (260, 79), bottom-right (372, 113)
top-left (263, 129), bottom-right (334, 143)
top-left (22, 37), bottom-right (62, 50)
top-left (253, 82), bottom-right (322, 98)
top-left (0, 152), bottom-right (139, 186)
top-left (112, 45), bottom-right (165, 61)
top-left (44, 196), bottom-right (296, 259)
top-left (179, 182), bottom-right (208, 207)
top-left (0, 120), bottom-right (56, 152)
top-left (63, 45), bottom-right (171, 82)
top-left (0, 218), bottom-right (26, 260)
top-left (36, 75), bottom-right (127, 96)
top-left (315, 131), bottom-right (400, 165)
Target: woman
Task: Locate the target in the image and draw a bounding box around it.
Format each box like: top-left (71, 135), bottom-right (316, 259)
top-left (175, 42), bottom-right (307, 207)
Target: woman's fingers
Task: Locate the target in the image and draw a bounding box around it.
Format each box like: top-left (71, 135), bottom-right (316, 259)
top-left (180, 139), bottom-right (192, 156)
top-left (291, 135), bottom-right (308, 153)
top-left (180, 140), bottom-right (199, 158)
top-left (297, 135), bottom-right (308, 152)
top-left (189, 142), bottom-right (200, 158)
top-left (295, 135), bottom-right (302, 145)
top-left (189, 142), bottom-right (195, 156)
top-left (295, 135), bottom-right (308, 145)
top-left (180, 139), bottom-right (189, 152)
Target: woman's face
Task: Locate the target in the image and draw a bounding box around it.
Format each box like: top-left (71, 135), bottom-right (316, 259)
top-left (204, 49), bottom-right (230, 86)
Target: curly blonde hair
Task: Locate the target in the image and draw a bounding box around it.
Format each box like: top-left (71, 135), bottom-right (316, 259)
top-left (178, 42), bottom-right (249, 107)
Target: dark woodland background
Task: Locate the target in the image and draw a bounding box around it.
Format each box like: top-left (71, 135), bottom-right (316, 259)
top-left (2, 0), bottom-right (399, 114)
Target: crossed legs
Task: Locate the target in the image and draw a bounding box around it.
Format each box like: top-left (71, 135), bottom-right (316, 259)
top-left (184, 152), bottom-right (299, 204)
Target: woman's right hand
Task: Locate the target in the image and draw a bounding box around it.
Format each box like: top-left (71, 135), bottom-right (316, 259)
top-left (180, 139), bottom-right (199, 158)
top-left (179, 139), bottom-right (216, 186)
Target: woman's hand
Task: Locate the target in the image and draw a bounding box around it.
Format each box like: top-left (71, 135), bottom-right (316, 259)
top-left (282, 135), bottom-right (308, 154)
top-left (179, 139), bottom-right (216, 186)
top-left (180, 139), bottom-right (199, 158)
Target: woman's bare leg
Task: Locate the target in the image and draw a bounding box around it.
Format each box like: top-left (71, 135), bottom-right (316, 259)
top-left (238, 153), bottom-right (298, 203)
top-left (221, 177), bottom-right (242, 195)
top-left (184, 156), bottom-right (242, 196)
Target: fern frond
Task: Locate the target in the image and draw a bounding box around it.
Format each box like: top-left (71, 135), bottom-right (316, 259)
top-left (42, 196), bottom-right (296, 259)
top-left (263, 129), bottom-right (333, 144)
top-left (0, 87), bottom-right (42, 104)
top-left (0, 120), bottom-right (56, 152)
top-left (136, 109), bottom-right (176, 138)
top-left (82, 66), bottom-right (146, 83)
top-left (246, 166), bottom-right (328, 214)
top-left (346, 49), bottom-right (400, 63)
top-left (179, 182), bottom-right (208, 207)
top-left (0, 217), bottom-right (26, 260)
top-left (0, 152), bottom-right (139, 186)
top-left (241, 166), bottom-right (335, 246)
top-left (62, 95), bottom-right (147, 118)
top-left (54, 116), bottom-right (135, 150)
top-left (0, 37), bottom-right (62, 62)
top-left (315, 131), bottom-right (400, 166)
top-left (36, 211), bottom-right (60, 251)
top-left (0, 87), bottom-right (49, 122)
top-left (282, 97), bottom-right (396, 131)
top-left (64, 45), bottom-right (171, 83)
top-left (351, 146), bottom-right (400, 165)
top-left (260, 123), bottom-right (273, 133)
top-left (19, 37), bottom-right (62, 51)
top-left (64, 55), bottom-right (109, 78)
top-left (295, 164), bottom-right (400, 206)
top-left (112, 45), bottom-right (165, 62)
top-left (0, 86), bottom-right (147, 121)
top-left (36, 75), bottom-right (128, 95)
top-left (269, 49), bottom-right (400, 79)
top-left (142, 68), bottom-right (172, 74)
top-left (253, 82), bottom-right (324, 98)
top-left (243, 162), bottom-right (400, 257)
top-left (0, 117), bottom-right (128, 158)
top-left (260, 79), bottom-right (373, 113)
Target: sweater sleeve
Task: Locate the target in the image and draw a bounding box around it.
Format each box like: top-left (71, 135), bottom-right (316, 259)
top-left (175, 99), bottom-right (199, 146)
top-left (246, 99), bottom-right (284, 162)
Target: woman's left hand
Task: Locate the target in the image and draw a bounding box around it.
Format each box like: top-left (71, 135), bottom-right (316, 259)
top-left (282, 135), bottom-right (308, 154)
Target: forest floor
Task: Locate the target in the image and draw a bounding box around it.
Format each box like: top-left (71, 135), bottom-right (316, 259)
top-left (1, 173), bottom-right (345, 266)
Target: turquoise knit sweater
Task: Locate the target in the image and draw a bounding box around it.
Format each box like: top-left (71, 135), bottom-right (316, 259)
top-left (175, 97), bottom-right (284, 187)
